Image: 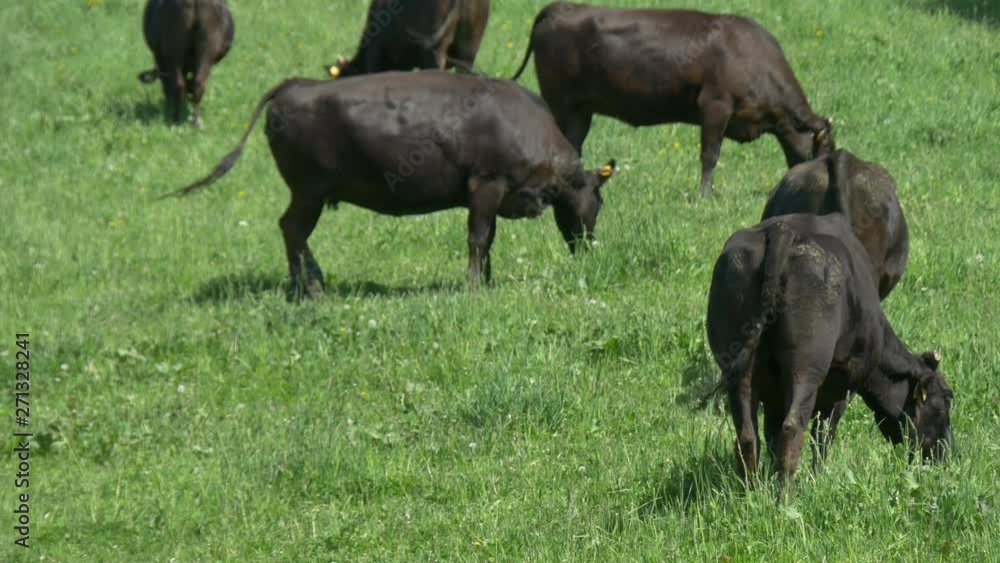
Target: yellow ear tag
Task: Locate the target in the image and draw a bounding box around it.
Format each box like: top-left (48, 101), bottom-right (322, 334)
top-left (922, 389), bottom-right (928, 402)
top-left (599, 165), bottom-right (613, 178)
top-left (329, 66), bottom-right (341, 78)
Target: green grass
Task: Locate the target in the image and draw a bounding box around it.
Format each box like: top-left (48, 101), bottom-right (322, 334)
top-left (3, 0), bottom-right (999, 560)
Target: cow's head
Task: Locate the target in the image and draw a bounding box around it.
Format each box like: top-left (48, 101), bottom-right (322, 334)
top-left (553, 159), bottom-right (618, 253)
top-left (325, 56), bottom-right (361, 79)
top-left (812, 116), bottom-right (836, 158)
top-left (905, 351), bottom-right (955, 461)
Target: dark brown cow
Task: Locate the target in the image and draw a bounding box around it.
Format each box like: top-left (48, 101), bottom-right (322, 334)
top-left (139, 0), bottom-right (234, 127)
top-left (706, 213), bottom-right (954, 498)
top-left (165, 71), bottom-right (617, 296)
top-left (511, 2), bottom-right (834, 197)
top-left (327, 0), bottom-right (491, 78)
top-left (762, 149), bottom-right (909, 299)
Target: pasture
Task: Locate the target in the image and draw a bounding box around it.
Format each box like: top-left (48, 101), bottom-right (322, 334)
top-left (2, 0), bottom-right (999, 560)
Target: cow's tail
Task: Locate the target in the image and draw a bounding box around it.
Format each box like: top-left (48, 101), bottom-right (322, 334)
top-left (701, 223), bottom-right (794, 406)
top-left (822, 149), bottom-right (851, 218)
top-left (157, 80), bottom-right (296, 200)
top-left (511, 5), bottom-right (557, 80)
top-left (759, 222), bottom-right (794, 330)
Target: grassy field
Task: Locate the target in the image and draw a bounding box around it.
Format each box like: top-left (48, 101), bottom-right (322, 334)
top-left (3, 0), bottom-right (999, 560)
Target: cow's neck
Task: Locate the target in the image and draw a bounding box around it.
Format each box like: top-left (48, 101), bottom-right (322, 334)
top-left (856, 319), bottom-right (919, 443)
top-left (876, 320), bottom-right (926, 382)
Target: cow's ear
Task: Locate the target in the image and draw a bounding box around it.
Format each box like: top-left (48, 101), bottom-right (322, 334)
top-left (595, 159), bottom-right (618, 186)
top-left (922, 350), bottom-right (942, 371)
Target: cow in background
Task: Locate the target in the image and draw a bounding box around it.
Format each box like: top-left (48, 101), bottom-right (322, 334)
top-left (139, 0), bottom-right (234, 126)
top-left (327, 0), bottom-right (490, 78)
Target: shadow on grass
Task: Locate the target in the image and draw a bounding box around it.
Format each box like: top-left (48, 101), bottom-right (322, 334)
top-left (106, 98), bottom-right (166, 125)
top-left (192, 271), bottom-right (462, 303)
top-left (637, 447), bottom-right (741, 518)
top-left (909, 0), bottom-right (1000, 25)
top-left (674, 346), bottom-right (725, 410)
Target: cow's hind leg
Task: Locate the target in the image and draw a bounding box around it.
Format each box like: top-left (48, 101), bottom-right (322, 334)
top-left (159, 65), bottom-right (186, 124)
top-left (762, 395), bottom-right (784, 473)
top-left (447, 30), bottom-right (485, 73)
top-left (279, 192), bottom-right (326, 300)
top-left (728, 371), bottom-right (759, 482)
top-left (189, 61), bottom-right (212, 128)
top-left (697, 92), bottom-right (733, 198)
top-left (775, 361), bottom-right (829, 501)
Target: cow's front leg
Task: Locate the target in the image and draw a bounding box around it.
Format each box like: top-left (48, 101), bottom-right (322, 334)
top-left (810, 394), bottom-right (849, 473)
top-left (466, 178), bottom-right (505, 290)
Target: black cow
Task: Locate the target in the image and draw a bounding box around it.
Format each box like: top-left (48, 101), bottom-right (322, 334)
top-left (139, 0), bottom-right (234, 126)
top-left (706, 213), bottom-right (954, 497)
top-left (165, 71), bottom-right (617, 296)
top-left (762, 150), bottom-right (909, 299)
top-left (511, 2), bottom-right (834, 197)
top-left (327, 0), bottom-right (491, 78)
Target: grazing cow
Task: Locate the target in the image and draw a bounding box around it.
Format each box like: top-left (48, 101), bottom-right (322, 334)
top-left (761, 150), bottom-right (909, 299)
top-left (511, 2), bottom-right (834, 197)
top-left (164, 71), bottom-right (617, 297)
top-left (326, 0), bottom-right (491, 78)
top-left (139, 0), bottom-right (235, 126)
top-left (706, 213), bottom-right (954, 497)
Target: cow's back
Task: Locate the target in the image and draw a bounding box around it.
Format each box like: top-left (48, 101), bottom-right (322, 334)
top-left (530, 5), bottom-right (802, 125)
top-left (709, 214), bottom-right (883, 379)
top-left (265, 72), bottom-right (579, 213)
top-left (762, 150), bottom-right (908, 297)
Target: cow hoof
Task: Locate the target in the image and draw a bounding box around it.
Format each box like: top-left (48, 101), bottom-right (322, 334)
top-left (306, 279), bottom-right (325, 300)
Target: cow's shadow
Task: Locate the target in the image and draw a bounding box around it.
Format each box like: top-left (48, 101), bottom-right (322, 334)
top-left (674, 347), bottom-right (724, 410)
top-left (107, 98), bottom-right (167, 125)
top-left (192, 271), bottom-right (462, 303)
top-left (915, 0), bottom-right (999, 25)
top-left (636, 447), bottom-right (746, 517)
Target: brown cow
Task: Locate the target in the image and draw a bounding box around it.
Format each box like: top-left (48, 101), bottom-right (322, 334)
top-left (706, 213), bottom-right (954, 499)
top-left (164, 72), bottom-right (617, 296)
top-left (511, 2), bottom-right (834, 197)
top-left (139, 0), bottom-right (234, 127)
top-left (327, 0), bottom-right (491, 78)
top-left (761, 149), bottom-right (909, 299)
